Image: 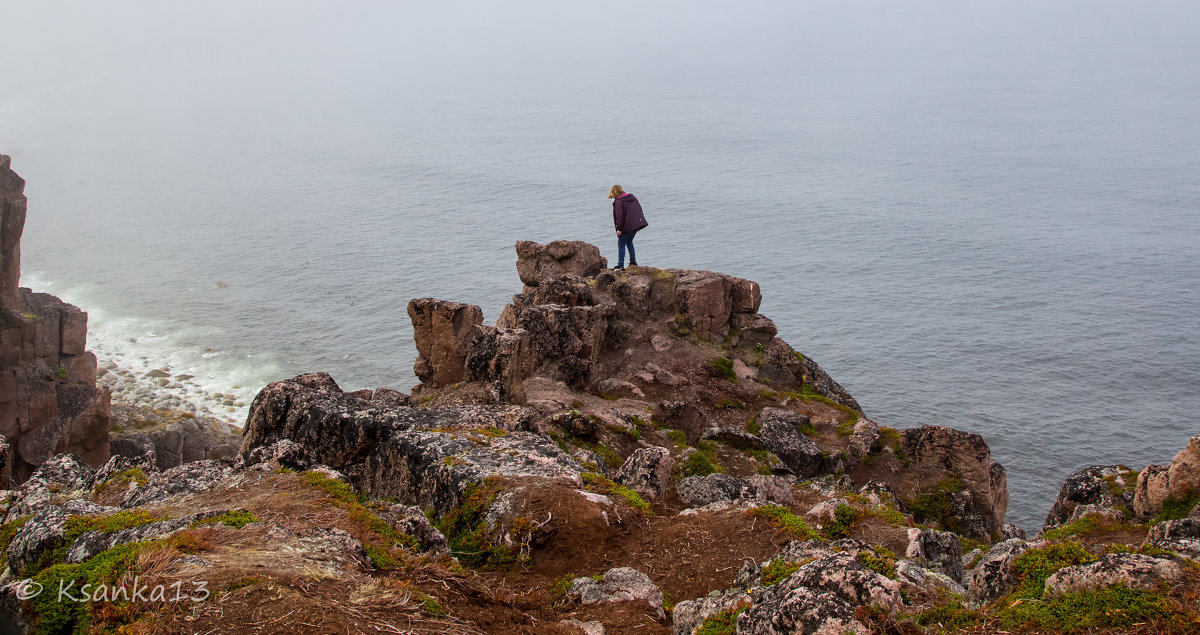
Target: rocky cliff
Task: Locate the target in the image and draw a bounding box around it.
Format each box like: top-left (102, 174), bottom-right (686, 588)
top-left (0, 231), bottom-right (1196, 634)
top-left (0, 156), bottom-right (109, 485)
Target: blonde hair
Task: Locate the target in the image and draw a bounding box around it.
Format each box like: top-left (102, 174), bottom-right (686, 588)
top-left (608, 184), bottom-right (626, 199)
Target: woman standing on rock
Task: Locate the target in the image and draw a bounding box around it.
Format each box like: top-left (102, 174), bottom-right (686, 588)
top-left (609, 184), bottom-right (648, 270)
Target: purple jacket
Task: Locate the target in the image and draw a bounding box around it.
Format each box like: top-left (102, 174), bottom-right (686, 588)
top-left (613, 193), bottom-right (649, 234)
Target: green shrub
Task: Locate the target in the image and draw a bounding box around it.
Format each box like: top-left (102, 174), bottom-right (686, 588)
top-left (855, 547), bottom-right (898, 579)
top-left (696, 604), bottom-right (748, 635)
top-left (666, 429), bottom-right (688, 446)
top-left (29, 542), bottom-right (145, 634)
top-left (709, 357), bottom-right (737, 382)
top-left (1042, 515), bottom-right (1102, 541)
top-left (760, 559), bottom-right (801, 586)
top-left (1153, 492), bottom-right (1200, 524)
top-left (751, 505), bottom-right (818, 540)
top-left (1010, 542), bottom-right (1096, 600)
top-left (905, 475), bottom-right (965, 533)
top-left (822, 503), bottom-right (863, 540)
top-left (996, 585), bottom-right (1190, 633)
top-left (581, 472), bottom-right (652, 514)
top-left (681, 451), bottom-right (719, 477)
top-left (190, 510), bottom-right (258, 529)
top-left (435, 481), bottom-right (519, 568)
top-left (914, 601), bottom-right (982, 630)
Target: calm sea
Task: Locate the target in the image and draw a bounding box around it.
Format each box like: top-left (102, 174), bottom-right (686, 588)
top-left (2, 1), bottom-right (1198, 531)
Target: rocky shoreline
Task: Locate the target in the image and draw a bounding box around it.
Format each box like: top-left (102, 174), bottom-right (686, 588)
top-left (96, 358), bottom-right (250, 426)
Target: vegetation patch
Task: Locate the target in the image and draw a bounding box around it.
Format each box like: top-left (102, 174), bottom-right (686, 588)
top-left (93, 467), bottom-right (149, 496)
top-left (913, 601), bottom-right (982, 631)
top-left (714, 398), bottom-right (744, 410)
top-left (0, 515), bottom-right (31, 570)
top-left (750, 505), bottom-right (818, 540)
top-left (786, 385), bottom-right (859, 431)
top-left (300, 471), bottom-right (420, 566)
top-left (760, 559), bottom-right (802, 586)
top-left (855, 546), bottom-right (898, 579)
top-left (746, 414), bottom-right (760, 435)
top-left (1009, 541), bottom-right (1096, 600)
top-left (680, 451), bottom-right (720, 478)
top-left (995, 585), bottom-right (1193, 633)
top-left (821, 503), bottom-right (863, 540)
top-left (581, 472), bottom-right (652, 515)
top-left (905, 474), bottom-right (964, 533)
top-left (665, 429), bottom-right (688, 447)
top-left (696, 603), bottom-right (749, 635)
top-left (435, 480), bottom-right (518, 568)
top-left (190, 510), bottom-right (258, 529)
top-left (1153, 491), bottom-right (1200, 524)
top-left (28, 541), bottom-right (154, 634)
top-left (709, 356), bottom-right (737, 383)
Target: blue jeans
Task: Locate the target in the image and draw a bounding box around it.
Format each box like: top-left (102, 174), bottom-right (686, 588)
top-left (617, 231), bottom-right (637, 267)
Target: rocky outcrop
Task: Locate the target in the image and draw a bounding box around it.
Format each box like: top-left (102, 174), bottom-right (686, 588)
top-left (407, 298), bottom-right (484, 389)
top-left (738, 551), bottom-right (903, 635)
top-left (967, 539), bottom-right (1040, 603)
top-left (677, 473), bottom-right (793, 508)
top-left (905, 527), bottom-right (964, 583)
top-left (1044, 464), bottom-right (1137, 528)
top-left (108, 404), bottom-right (240, 470)
top-left (515, 240), bottom-right (607, 287)
top-left (1044, 553), bottom-right (1182, 596)
top-left (240, 373), bottom-right (582, 515)
top-left (1133, 435), bottom-right (1200, 519)
top-left (755, 408), bottom-right (822, 478)
top-left (0, 156), bottom-right (109, 483)
top-left (901, 425), bottom-right (1008, 539)
top-left (614, 447), bottom-right (673, 500)
top-left (571, 567), bottom-right (665, 620)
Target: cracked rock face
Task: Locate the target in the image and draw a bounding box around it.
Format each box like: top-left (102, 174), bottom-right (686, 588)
top-left (121, 460), bottom-right (233, 508)
top-left (967, 539), bottom-right (1040, 604)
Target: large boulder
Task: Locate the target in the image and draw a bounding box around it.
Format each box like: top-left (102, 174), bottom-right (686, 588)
top-left (1133, 435), bottom-right (1200, 519)
top-left (614, 447), bottom-right (673, 501)
top-left (407, 298), bottom-right (485, 388)
top-left (902, 425), bottom-right (1008, 539)
top-left (1044, 465), bottom-right (1137, 528)
top-left (515, 240), bottom-right (606, 287)
top-left (967, 539), bottom-right (1040, 604)
top-left (571, 567), bottom-right (665, 620)
top-left (463, 325), bottom-right (532, 404)
top-left (905, 527), bottom-right (964, 583)
top-left (738, 551), bottom-right (903, 635)
top-left (1044, 553), bottom-right (1182, 596)
top-left (108, 405), bottom-right (240, 469)
top-left (755, 408), bottom-right (822, 478)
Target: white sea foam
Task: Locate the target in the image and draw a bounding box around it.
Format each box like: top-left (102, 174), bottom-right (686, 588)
top-left (20, 273), bottom-right (278, 426)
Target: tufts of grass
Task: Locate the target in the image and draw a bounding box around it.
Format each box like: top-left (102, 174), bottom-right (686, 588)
top-left (905, 474), bottom-right (965, 533)
top-left (709, 357), bottom-right (737, 383)
top-left (760, 559), bottom-right (802, 586)
top-left (92, 468), bottom-right (149, 497)
top-left (435, 480), bottom-right (518, 568)
top-left (1153, 491), bottom-right (1200, 524)
top-left (696, 603), bottom-right (749, 635)
top-left (914, 601), bottom-right (982, 630)
top-left (821, 503), bottom-right (862, 540)
top-left (680, 451), bottom-right (720, 478)
top-left (750, 505), bottom-right (818, 540)
top-left (190, 510), bottom-right (258, 530)
top-left (995, 585), bottom-right (1194, 633)
top-left (856, 546), bottom-right (898, 579)
top-left (581, 472), bottom-right (652, 515)
top-left (746, 414), bottom-right (761, 435)
top-left (1009, 541), bottom-right (1096, 600)
top-left (300, 471), bottom-right (420, 561)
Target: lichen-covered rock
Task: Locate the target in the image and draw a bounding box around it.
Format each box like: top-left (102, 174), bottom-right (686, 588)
top-left (464, 325), bottom-right (531, 404)
top-left (1146, 518), bottom-right (1200, 541)
top-left (654, 402), bottom-right (708, 445)
top-left (3, 454), bottom-right (96, 523)
top-left (571, 567), bottom-right (665, 619)
top-left (1044, 553), bottom-right (1182, 597)
top-left (66, 509), bottom-right (233, 564)
top-left (407, 298), bottom-right (485, 388)
top-left (677, 473), bottom-right (749, 508)
top-left (243, 439), bottom-right (312, 472)
top-left (858, 481), bottom-right (902, 511)
top-left (735, 540), bottom-right (832, 588)
top-left (495, 303), bottom-right (611, 378)
top-left (29, 453), bottom-right (93, 493)
top-left (122, 460), bottom-right (233, 508)
top-left (902, 425), bottom-right (1008, 539)
top-left (756, 408), bottom-right (821, 478)
top-left (671, 589), bottom-right (747, 635)
top-left (1044, 465), bottom-right (1137, 528)
top-left (846, 418), bottom-right (880, 460)
top-left (515, 240), bottom-right (607, 287)
top-left (1133, 436), bottom-right (1200, 519)
top-left (6, 505), bottom-right (69, 575)
top-left (896, 560), bottom-right (967, 598)
top-left (615, 447), bottom-right (673, 500)
top-left (701, 426), bottom-right (764, 451)
top-left (90, 451), bottom-right (156, 491)
top-left (1000, 523), bottom-right (1027, 540)
top-left (905, 527), bottom-right (964, 583)
top-left (381, 504), bottom-right (449, 556)
top-left (739, 551), bottom-right (903, 635)
top-left (967, 539), bottom-right (1040, 604)
top-left (745, 475), bottom-right (795, 505)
